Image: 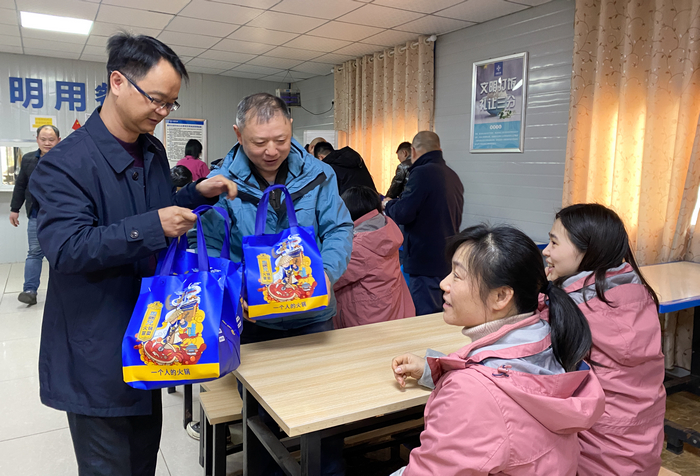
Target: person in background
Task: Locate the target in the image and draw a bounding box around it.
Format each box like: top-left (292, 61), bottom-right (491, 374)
top-left (308, 136), bottom-right (326, 155)
top-left (176, 138), bottom-right (210, 181)
top-left (390, 225), bottom-right (605, 475)
top-left (543, 204), bottom-right (666, 476)
top-left (314, 141), bottom-right (376, 195)
top-left (383, 131), bottom-right (464, 315)
top-left (385, 141), bottom-right (412, 199)
top-left (333, 186), bottom-right (414, 329)
top-left (9, 124), bottom-right (61, 306)
top-left (304, 143), bottom-right (311, 153)
top-left (170, 164), bottom-right (193, 189)
top-left (29, 33), bottom-right (235, 476)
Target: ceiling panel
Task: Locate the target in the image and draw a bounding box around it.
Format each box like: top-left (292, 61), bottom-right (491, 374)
top-left (220, 70), bottom-right (268, 79)
top-left (186, 65), bottom-right (230, 74)
top-left (0, 0), bottom-right (15, 8)
top-left (332, 42), bottom-right (385, 58)
top-left (247, 11), bottom-right (327, 34)
top-left (21, 28), bottom-right (89, 44)
top-left (170, 45), bottom-right (207, 57)
top-left (436, 0), bottom-right (528, 23)
top-left (82, 44), bottom-right (107, 57)
top-left (265, 46), bottom-right (324, 61)
top-left (0, 8), bottom-right (18, 26)
top-left (88, 22), bottom-right (163, 38)
top-left (226, 26), bottom-right (299, 45)
top-left (86, 35), bottom-right (109, 47)
top-left (198, 49), bottom-right (257, 63)
top-left (0, 23), bottom-right (20, 36)
top-left (24, 47), bottom-right (80, 60)
top-left (0, 34), bottom-right (21, 47)
top-left (230, 64), bottom-right (285, 75)
top-left (305, 21), bottom-right (383, 42)
top-left (80, 54), bottom-right (107, 64)
top-left (22, 37), bottom-right (85, 52)
top-left (99, 0), bottom-right (190, 15)
top-left (271, 0), bottom-right (362, 20)
top-left (372, 0), bottom-right (465, 14)
top-left (284, 35), bottom-right (351, 53)
top-left (157, 31), bottom-right (221, 49)
top-left (164, 17), bottom-right (239, 38)
top-left (395, 15), bottom-right (474, 35)
top-left (311, 52), bottom-right (356, 65)
top-left (360, 30), bottom-right (420, 48)
top-left (178, 1), bottom-right (264, 25)
top-left (246, 55), bottom-right (304, 69)
top-left (186, 57), bottom-right (241, 70)
top-left (508, 0), bottom-right (553, 5)
top-left (95, 5), bottom-right (173, 29)
top-left (335, 4), bottom-right (424, 29)
top-left (211, 0), bottom-right (280, 8)
top-left (211, 38), bottom-right (274, 55)
top-left (290, 61), bottom-right (335, 75)
top-left (0, 44), bottom-right (23, 54)
top-left (15, 0), bottom-right (99, 21)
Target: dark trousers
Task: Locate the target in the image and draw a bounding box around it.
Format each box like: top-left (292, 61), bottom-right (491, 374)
top-left (240, 318), bottom-right (345, 476)
top-left (67, 390), bottom-right (163, 476)
top-left (408, 274), bottom-right (444, 315)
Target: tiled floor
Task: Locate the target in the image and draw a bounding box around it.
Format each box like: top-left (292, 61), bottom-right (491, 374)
top-left (0, 262), bottom-right (243, 476)
top-left (3, 260), bottom-right (700, 475)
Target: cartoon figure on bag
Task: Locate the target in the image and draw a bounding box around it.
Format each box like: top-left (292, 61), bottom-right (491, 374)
top-left (137, 282), bottom-right (207, 366)
top-left (262, 234), bottom-right (317, 302)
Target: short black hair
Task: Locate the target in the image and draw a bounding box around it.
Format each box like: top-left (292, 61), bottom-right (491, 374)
top-left (170, 165), bottom-right (192, 187)
top-left (314, 141), bottom-right (334, 158)
top-left (106, 33), bottom-right (188, 91)
top-left (396, 141), bottom-right (411, 154)
top-left (341, 186), bottom-right (382, 221)
top-left (184, 139), bottom-right (202, 158)
top-left (36, 125), bottom-right (60, 138)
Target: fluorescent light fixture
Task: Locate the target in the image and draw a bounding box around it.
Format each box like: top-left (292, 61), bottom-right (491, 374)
top-left (21, 11), bottom-right (92, 35)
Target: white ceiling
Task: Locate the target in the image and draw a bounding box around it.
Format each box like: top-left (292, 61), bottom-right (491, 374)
top-left (0, 0), bottom-right (553, 82)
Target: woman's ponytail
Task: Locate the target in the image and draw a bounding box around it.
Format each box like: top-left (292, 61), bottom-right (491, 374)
top-left (545, 284), bottom-right (592, 372)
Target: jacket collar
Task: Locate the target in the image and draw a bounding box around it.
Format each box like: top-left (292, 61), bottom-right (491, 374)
top-left (562, 262), bottom-right (634, 294)
top-left (83, 107), bottom-right (162, 174)
top-left (409, 149), bottom-right (444, 170)
top-left (226, 138), bottom-right (306, 191)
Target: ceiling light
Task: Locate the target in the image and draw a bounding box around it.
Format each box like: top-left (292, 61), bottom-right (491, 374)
top-left (21, 11), bottom-right (93, 35)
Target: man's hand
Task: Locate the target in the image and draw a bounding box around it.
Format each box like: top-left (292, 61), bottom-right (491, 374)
top-left (382, 198), bottom-right (391, 211)
top-left (9, 212), bottom-right (19, 227)
top-left (241, 298), bottom-right (256, 322)
top-left (391, 353), bottom-right (426, 388)
top-left (158, 206), bottom-right (197, 238)
top-left (196, 176), bottom-right (237, 200)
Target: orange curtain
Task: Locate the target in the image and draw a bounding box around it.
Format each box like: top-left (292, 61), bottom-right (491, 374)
top-left (334, 36), bottom-right (434, 194)
top-left (564, 0), bottom-right (700, 266)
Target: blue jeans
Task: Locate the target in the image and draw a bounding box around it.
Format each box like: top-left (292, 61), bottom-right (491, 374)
top-left (408, 275), bottom-right (444, 315)
top-left (24, 216), bottom-right (44, 293)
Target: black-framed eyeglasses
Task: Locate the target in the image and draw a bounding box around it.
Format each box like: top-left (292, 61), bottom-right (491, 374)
top-left (114, 70), bottom-right (180, 112)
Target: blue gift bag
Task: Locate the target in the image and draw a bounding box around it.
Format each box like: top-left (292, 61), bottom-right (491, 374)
top-left (242, 184), bottom-right (329, 319)
top-left (122, 205), bottom-right (243, 390)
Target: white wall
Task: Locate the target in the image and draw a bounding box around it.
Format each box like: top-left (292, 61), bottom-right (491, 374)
top-left (288, 74), bottom-right (335, 146)
top-left (434, 0), bottom-right (574, 241)
top-left (0, 52), bottom-right (281, 263)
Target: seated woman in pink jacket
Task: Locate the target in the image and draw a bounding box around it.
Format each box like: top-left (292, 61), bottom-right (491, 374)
top-left (176, 139), bottom-right (210, 181)
top-left (333, 186), bottom-right (414, 328)
top-left (543, 204), bottom-right (665, 476)
top-left (391, 225), bottom-right (605, 475)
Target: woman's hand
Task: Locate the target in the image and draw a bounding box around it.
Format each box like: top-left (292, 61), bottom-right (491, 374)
top-left (392, 353), bottom-right (426, 388)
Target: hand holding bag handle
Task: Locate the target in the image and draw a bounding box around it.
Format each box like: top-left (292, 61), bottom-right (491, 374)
top-left (160, 205), bottom-right (231, 275)
top-left (255, 184), bottom-right (298, 236)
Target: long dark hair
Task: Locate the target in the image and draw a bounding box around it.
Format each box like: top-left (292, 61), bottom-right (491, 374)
top-left (447, 224), bottom-right (593, 372)
top-left (556, 204), bottom-right (659, 309)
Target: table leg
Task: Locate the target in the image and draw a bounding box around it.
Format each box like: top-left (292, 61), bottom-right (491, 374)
top-left (300, 432), bottom-right (321, 476)
top-left (167, 386), bottom-right (176, 394)
top-left (213, 423), bottom-right (227, 476)
top-left (184, 384), bottom-right (193, 429)
top-left (243, 386), bottom-right (267, 476)
top-left (199, 403), bottom-right (205, 468)
top-left (203, 411), bottom-right (213, 475)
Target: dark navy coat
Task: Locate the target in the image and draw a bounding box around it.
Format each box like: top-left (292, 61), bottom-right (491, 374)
top-left (384, 150), bottom-right (464, 278)
top-left (29, 109), bottom-right (213, 417)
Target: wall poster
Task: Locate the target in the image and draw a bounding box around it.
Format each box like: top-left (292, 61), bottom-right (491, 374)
top-left (470, 52), bottom-right (528, 153)
top-left (163, 118), bottom-right (207, 167)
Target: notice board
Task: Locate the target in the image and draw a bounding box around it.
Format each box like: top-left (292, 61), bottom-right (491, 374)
top-left (163, 118), bottom-right (207, 167)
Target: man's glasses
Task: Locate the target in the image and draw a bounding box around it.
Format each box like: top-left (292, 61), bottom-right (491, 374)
top-left (114, 70), bottom-right (180, 112)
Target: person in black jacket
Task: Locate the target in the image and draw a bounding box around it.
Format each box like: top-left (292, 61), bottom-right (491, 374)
top-left (385, 141), bottom-right (412, 198)
top-left (314, 141), bottom-right (377, 195)
top-left (9, 124), bottom-right (61, 305)
top-left (383, 131), bottom-right (464, 315)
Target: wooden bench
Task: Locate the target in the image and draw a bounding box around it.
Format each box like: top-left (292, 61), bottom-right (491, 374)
top-left (659, 468), bottom-right (682, 476)
top-left (197, 375), bottom-right (243, 476)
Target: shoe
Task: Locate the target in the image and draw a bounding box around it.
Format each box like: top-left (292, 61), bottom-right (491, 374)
top-left (18, 291), bottom-right (37, 306)
top-left (186, 421), bottom-right (200, 440)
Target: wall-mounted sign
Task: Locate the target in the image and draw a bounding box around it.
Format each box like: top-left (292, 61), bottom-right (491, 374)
top-left (470, 52), bottom-right (528, 153)
top-left (29, 115), bottom-right (57, 134)
top-left (163, 118), bottom-right (207, 167)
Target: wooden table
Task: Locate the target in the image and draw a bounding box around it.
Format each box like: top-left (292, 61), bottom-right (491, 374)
top-left (233, 312), bottom-right (469, 476)
top-left (640, 261), bottom-right (700, 454)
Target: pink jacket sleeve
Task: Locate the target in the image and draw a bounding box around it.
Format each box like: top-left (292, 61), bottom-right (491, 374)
top-left (404, 372), bottom-right (508, 476)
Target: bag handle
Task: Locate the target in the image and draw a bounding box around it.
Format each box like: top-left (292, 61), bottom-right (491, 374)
top-left (159, 205), bottom-right (231, 275)
top-left (254, 184), bottom-right (298, 236)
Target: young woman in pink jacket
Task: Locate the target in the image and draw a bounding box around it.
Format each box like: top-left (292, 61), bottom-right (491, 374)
top-left (391, 225), bottom-right (605, 475)
top-left (333, 186), bottom-right (415, 328)
top-left (543, 203), bottom-right (665, 475)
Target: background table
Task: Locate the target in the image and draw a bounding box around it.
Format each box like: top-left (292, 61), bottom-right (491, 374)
top-left (234, 312), bottom-right (469, 475)
top-left (640, 261), bottom-right (700, 454)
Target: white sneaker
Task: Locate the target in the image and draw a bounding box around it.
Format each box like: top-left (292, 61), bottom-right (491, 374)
top-left (186, 421), bottom-right (200, 440)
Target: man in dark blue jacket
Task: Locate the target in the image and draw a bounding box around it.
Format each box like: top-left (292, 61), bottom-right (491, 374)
top-left (384, 131), bottom-right (464, 315)
top-left (29, 33), bottom-right (236, 475)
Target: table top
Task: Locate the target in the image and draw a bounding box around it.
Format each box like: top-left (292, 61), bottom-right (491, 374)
top-left (640, 261), bottom-right (700, 313)
top-left (233, 313), bottom-right (469, 437)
